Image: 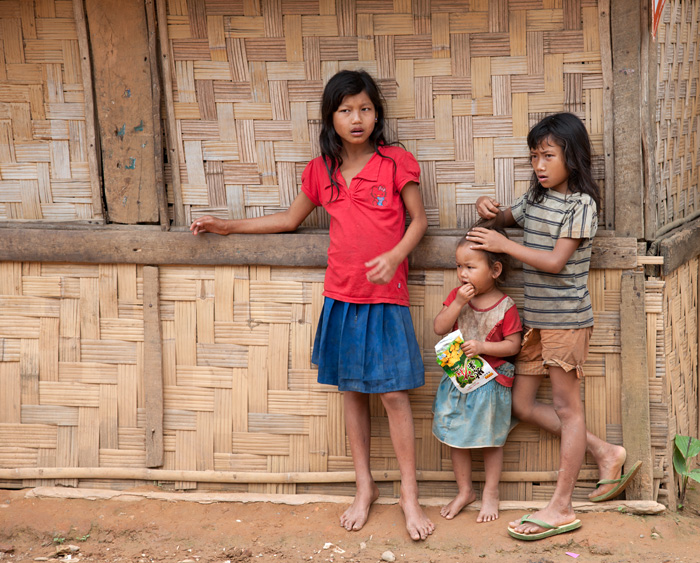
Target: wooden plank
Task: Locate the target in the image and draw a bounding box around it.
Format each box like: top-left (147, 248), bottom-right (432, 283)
top-left (156, 0), bottom-right (185, 225)
top-left (85, 0), bottom-right (159, 224)
top-left (144, 0), bottom-right (168, 229)
top-left (640, 0), bottom-right (657, 240)
top-left (72, 0), bottom-right (104, 222)
top-left (620, 271), bottom-right (654, 499)
top-left (0, 228), bottom-right (639, 270)
top-left (611, 0), bottom-right (643, 237)
top-left (143, 266), bottom-right (163, 467)
top-left (657, 217), bottom-right (700, 276)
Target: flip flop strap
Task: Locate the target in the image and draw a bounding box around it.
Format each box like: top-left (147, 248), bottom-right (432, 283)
top-left (596, 461), bottom-right (642, 486)
top-left (595, 476), bottom-right (623, 485)
top-left (519, 516), bottom-right (556, 530)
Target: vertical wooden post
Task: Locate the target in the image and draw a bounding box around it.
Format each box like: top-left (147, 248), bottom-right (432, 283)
top-left (145, 0), bottom-right (169, 230)
top-left (640, 0), bottom-right (659, 240)
top-left (85, 0), bottom-right (160, 224)
top-left (156, 0), bottom-right (186, 226)
top-left (620, 271), bottom-right (654, 499)
top-left (611, 0), bottom-right (644, 238)
top-left (598, 0), bottom-right (615, 230)
top-left (73, 0), bottom-right (105, 221)
top-left (143, 265), bottom-right (164, 467)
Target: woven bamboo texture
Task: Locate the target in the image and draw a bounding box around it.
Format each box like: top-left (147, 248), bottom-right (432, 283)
top-left (646, 259), bottom-right (699, 505)
top-left (653, 0), bottom-right (700, 235)
top-left (0, 261), bottom-right (663, 502)
top-left (160, 0), bottom-right (610, 229)
top-left (0, 1), bottom-right (101, 221)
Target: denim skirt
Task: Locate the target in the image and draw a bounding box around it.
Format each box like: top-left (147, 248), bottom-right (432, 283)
top-left (432, 362), bottom-right (514, 449)
top-left (312, 297), bottom-right (425, 393)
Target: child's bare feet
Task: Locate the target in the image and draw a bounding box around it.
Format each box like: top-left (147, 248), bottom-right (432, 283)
top-left (508, 505), bottom-right (576, 536)
top-left (340, 481), bottom-right (380, 531)
top-left (476, 488), bottom-right (499, 523)
top-left (440, 489), bottom-right (476, 520)
top-left (588, 444), bottom-right (627, 500)
top-left (399, 493), bottom-right (434, 540)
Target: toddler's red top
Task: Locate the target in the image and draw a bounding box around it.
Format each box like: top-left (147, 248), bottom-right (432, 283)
top-left (443, 289), bottom-right (523, 387)
top-left (301, 145), bottom-right (420, 306)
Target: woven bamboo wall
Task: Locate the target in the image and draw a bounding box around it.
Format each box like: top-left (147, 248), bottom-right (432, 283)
top-left (0, 260), bottom-right (638, 501)
top-left (651, 259), bottom-right (699, 504)
top-left (0, 1), bottom-right (100, 221)
top-left (164, 0), bottom-right (609, 230)
top-left (653, 0), bottom-right (700, 235)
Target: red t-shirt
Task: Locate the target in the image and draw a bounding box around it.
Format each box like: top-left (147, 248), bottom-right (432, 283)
top-left (301, 146), bottom-right (420, 306)
top-left (443, 288), bottom-right (523, 387)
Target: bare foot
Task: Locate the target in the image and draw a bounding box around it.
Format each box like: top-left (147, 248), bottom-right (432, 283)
top-left (399, 495), bottom-right (435, 540)
top-left (339, 482), bottom-right (379, 531)
top-left (508, 506), bottom-right (576, 535)
top-left (588, 444), bottom-right (627, 500)
top-left (476, 489), bottom-right (499, 523)
top-left (440, 489), bottom-right (476, 520)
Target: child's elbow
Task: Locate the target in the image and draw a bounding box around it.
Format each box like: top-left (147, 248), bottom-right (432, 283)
top-left (413, 213), bottom-right (428, 235)
top-left (544, 259), bottom-right (568, 274)
top-left (279, 212), bottom-right (303, 232)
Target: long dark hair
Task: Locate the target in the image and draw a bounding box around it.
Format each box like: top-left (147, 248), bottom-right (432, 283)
top-left (526, 112), bottom-right (601, 212)
top-left (319, 70), bottom-right (393, 202)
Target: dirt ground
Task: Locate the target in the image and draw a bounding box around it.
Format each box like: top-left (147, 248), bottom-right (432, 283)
top-left (2, 486), bottom-right (700, 563)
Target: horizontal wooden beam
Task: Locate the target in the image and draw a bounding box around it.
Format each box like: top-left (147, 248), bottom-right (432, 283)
top-left (0, 466), bottom-right (599, 484)
top-left (26, 485), bottom-right (667, 514)
top-left (0, 227), bottom-right (638, 270)
top-left (657, 216), bottom-right (700, 275)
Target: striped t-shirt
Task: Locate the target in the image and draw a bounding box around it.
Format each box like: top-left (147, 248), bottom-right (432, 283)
top-left (511, 190), bottom-right (598, 329)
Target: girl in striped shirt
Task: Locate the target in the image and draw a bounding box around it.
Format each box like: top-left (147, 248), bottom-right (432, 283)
top-left (469, 113), bottom-right (638, 541)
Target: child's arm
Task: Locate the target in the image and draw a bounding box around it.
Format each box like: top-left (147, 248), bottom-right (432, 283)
top-left (190, 192), bottom-right (317, 235)
top-left (475, 196), bottom-right (516, 228)
top-left (433, 284), bottom-right (475, 335)
top-left (365, 182), bottom-right (428, 284)
top-left (461, 331), bottom-right (522, 358)
top-left (467, 227), bottom-right (581, 275)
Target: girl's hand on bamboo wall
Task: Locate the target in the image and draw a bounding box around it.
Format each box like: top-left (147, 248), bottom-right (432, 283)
top-left (190, 216), bottom-right (230, 235)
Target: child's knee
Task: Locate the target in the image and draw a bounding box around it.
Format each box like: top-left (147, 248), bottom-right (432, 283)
top-left (511, 401), bottom-right (532, 421)
top-left (552, 401), bottom-right (583, 422)
top-left (379, 390), bottom-right (410, 412)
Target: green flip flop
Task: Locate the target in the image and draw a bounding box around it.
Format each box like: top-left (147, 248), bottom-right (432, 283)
top-left (508, 514), bottom-right (582, 541)
top-left (589, 460), bottom-right (643, 502)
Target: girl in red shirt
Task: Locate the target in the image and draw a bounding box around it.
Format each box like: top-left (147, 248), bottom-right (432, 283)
top-left (190, 70), bottom-right (432, 540)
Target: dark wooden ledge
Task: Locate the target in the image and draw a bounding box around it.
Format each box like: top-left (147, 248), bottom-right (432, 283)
top-left (656, 216), bottom-right (700, 275)
top-left (0, 226), bottom-right (638, 270)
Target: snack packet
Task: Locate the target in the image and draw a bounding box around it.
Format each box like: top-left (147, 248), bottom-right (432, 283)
top-left (434, 329), bottom-right (497, 394)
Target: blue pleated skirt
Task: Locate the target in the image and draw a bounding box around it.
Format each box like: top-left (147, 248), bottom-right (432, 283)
top-left (312, 297), bottom-right (425, 393)
top-left (432, 362), bottom-right (514, 449)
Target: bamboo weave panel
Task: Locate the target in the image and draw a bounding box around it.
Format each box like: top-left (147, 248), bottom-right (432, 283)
top-left (0, 3), bottom-right (98, 221)
top-left (661, 260), bottom-right (698, 441)
top-left (163, 0), bottom-right (609, 229)
top-left (653, 0), bottom-right (700, 234)
top-left (0, 261), bottom-right (658, 502)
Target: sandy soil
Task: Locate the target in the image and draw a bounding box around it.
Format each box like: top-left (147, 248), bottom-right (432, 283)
top-left (1, 486), bottom-right (700, 563)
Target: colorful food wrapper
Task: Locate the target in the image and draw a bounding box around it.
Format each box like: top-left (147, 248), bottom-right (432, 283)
top-left (435, 329), bottom-right (498, 394)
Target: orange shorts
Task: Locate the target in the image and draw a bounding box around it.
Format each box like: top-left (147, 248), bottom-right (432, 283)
top-left (515, 327), bottom-right (593, 378)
